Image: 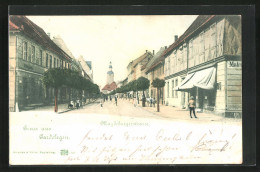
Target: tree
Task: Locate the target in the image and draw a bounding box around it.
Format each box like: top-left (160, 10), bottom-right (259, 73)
top-left (43, 68), bottom-right (99, 112)
top-left (136, 77), bottom-right (150, 107)
top-left (42, 68), bottom-right (65, 112)
top-left (152, 78), bottom-right (165, 112)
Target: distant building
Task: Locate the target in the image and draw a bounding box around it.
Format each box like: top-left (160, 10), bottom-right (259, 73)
top-left (143, 47), bottom-right (168, 102)
top-left (52, 35), bottom-right (81, 73)
top-left (78, 55), bottom-right (93, 81)
top-left (127, 50), bottom-right (153, 82)
top-left (102, 62), bottom-right (117, 94)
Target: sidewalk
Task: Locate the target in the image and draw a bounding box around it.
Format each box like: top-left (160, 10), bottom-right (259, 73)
top-left (25, 99), bottom-right (98, 113)
top-left (119, 98), bottom-right (241, 124)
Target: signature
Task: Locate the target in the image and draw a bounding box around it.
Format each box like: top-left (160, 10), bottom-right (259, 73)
top-left (191, 133), bottom-right (229, 154)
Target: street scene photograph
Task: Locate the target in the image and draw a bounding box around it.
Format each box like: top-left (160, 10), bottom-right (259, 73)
top-left (9, 14), bottom-right (242, 165)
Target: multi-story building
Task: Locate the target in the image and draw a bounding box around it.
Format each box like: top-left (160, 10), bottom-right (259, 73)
top-left (126, 50), bottom-right (153, 82)
top-left (143, 47), bottom-right (167, 103)
top-left (9, 15), bottom-right (73, 111)
top-left (163, 15), bottom-right (241, 117)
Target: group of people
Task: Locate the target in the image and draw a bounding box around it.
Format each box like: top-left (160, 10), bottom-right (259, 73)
top-left (78, 93), bottom-right (197, 119)
top-left (100, 95), bottom-right (118, 107)
top-left (68, 99), bottom-right (81, 109)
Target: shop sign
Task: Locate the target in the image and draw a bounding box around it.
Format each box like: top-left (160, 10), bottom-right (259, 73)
top-left (227, 61), bottom-right (241, 68)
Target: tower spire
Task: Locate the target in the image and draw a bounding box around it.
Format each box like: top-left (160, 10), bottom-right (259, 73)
top-left (107, 61), bottom-right (114, 84)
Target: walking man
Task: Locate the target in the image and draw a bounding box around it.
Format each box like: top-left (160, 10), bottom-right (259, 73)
top-left (76, 98), bottom-right (80, 109)
top-left (114, 95), bottom-right (118, 106)
top-left (100, 99), bottom-right (103, 107)
top-left (188, 96), bottom-right (197, 118)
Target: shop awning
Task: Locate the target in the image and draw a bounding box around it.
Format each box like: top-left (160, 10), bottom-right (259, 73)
top-left (176, 67), bottom-right (216, 91)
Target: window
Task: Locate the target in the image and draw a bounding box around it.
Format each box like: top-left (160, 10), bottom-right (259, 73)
top-left (189, 39), bottom-right (193, 59)
top-left (28, 45), bottom-right (31, 62)
top-left (61, 60), bottom-right (63, 69)
top-left (57, 58), bottom-right (59, 68)
top-left (54, 57), bottom-right (56, 68)
top-left (50, 55), bottom-right (52, 68)
top-left (40, 50), bottom-right (42, 66)
top-left (172, 80), bottom-right (175, 97)
top-left (31, 45), bottom-right (35, 63)
top-left (22, 41), bottom-right (27, 60)
top-left (167, 82), bottom-right (169, 98)
top-left (175, 79), bottom-right (178, 97)
top-left (46, 53), bottom-right (49, 67)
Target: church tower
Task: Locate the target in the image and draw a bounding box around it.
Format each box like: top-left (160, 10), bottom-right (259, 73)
top-left (106, 61), bottom-right (114, 84)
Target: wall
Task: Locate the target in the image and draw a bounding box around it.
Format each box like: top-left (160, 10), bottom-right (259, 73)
top-left (226, 61), bottom-right (242, 112)
top-left (215, 61), bottom-right (226, 113)
top-left (165, 18), bottom-right (225, 80)
top-left (165, 76), bottom-right (187, 108)
top-left (9, 34), bottom-right (16, 111)
top-left (223, 16), bottom-right (242, 56)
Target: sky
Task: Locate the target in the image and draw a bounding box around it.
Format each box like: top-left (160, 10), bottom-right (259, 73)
top-left (27, 15), bottom-right (198, 88)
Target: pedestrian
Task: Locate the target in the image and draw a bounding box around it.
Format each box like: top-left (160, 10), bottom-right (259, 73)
top-left (150, 97), bottom-right (152, 107)
top-left (188, 96), bottom-right (197, 118)
top-left (100, 99), bottom-right (103, 107)
top-left (76, 98), bottom-right (80, 109)
top-left (153, 97), bottom-right (156, 107)
top-left (134, 97), bottom-right (137, 107)
top-left (68, 100), bottom-right (73, 109)
top-left (114, 96), bottom-right (117, 106)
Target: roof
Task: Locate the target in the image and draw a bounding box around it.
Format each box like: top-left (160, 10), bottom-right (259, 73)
top-left (107, 71), bottom-right (114, 74)
top-left (86, 61), bottom-right (92, 70)
top-left (161, 15), bottom-right (216, 58)
top-left (102, 82), bottom-right (117, 91)
top-left (132, 51), bottom-right (153, 68)
top-left (143, 47), bottom-right (167, 73)
top-left (52, 35), bottom-right (75, 59)
top-left (146, 15), bottom-right (217, 72)
top-left (9, 15), bottom-right (72, 62)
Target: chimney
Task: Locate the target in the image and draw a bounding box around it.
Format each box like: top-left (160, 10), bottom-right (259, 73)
top-left (165, 46), bottom-right (167, 49)
top-left (47, 33), bottom-right (51, 38)
top-left (174, 35), bottom-right (178, 42)
top-left (153, 50), bottom-right (155, 55)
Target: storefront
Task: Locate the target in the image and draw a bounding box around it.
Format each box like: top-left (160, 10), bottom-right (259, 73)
top-left (176, 66), bottom-right (217, 112)
top-left (175, 59), bottom-right (242, 117)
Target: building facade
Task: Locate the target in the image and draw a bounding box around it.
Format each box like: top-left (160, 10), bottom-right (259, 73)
top-left (163, 15), bottom-right (242, 117)
top-left (126, 50), bottom-right (153, 82)
top-left (144, 47), bottom-right (167, 103)
top-left (9, 16), bottom-right (73, 112)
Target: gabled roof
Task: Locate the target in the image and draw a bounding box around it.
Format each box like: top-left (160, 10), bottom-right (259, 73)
top-left (102, 82), bottom-right (117, 91)
top-left (143, 47), bottom-right (167, 73)
top-left (161, 15), bottom-right (216, 58)
top-left (9, 15), bottom-right (72, 62)
top-left (132, 51), bottom-right (153, 68)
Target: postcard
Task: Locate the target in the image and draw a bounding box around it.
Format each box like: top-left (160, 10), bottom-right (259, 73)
top-left (9, 14), bottom-right (242, 165)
